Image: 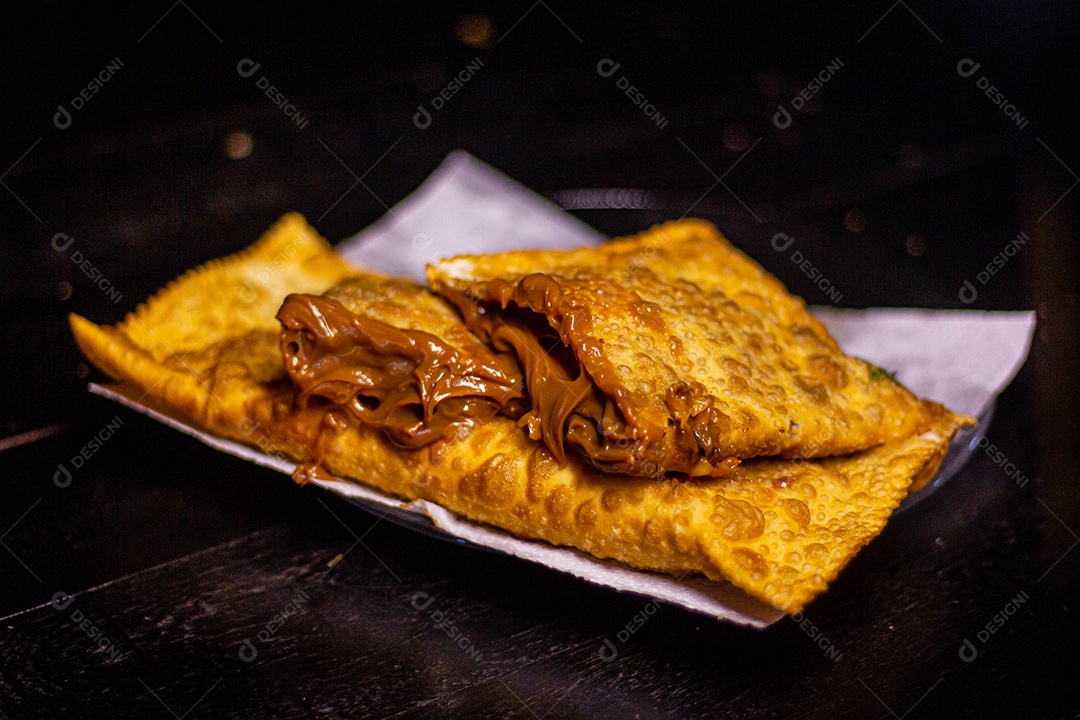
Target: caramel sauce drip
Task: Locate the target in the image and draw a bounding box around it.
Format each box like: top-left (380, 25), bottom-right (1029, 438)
top-left (290, 410), bottom-right (349, 485)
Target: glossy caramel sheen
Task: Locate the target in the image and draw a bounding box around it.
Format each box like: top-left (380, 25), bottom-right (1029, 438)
top-left (278, 285), bottom-right (523, 448)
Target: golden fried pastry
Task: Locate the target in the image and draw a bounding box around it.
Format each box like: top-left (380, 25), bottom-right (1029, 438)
top-left (428, 220), bottom-right (940, 477)
top-left (69, 214), bottom-right (972, 614)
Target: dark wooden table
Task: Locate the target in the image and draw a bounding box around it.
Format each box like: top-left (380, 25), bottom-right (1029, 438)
top-left (2, 4), bottom-right (1078, 718)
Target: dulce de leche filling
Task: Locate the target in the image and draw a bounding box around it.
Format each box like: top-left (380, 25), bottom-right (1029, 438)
top-left (277, 294), bottom-right (525, 448)
top-left (442, 282), bottom-right (648, 474)
top-left (277, 278), bottom-right (711, 477)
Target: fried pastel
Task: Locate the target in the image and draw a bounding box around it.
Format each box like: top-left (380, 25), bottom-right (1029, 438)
top-left (69, 215), bottom-right (968, 613)
top-left (428, 220), bottom-right (945, 477)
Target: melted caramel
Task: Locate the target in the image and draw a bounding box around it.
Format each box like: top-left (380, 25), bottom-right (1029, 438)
top-left (442, 280), bottom-right (661, 475)
top-left (278, 276), bottom-right (737, 478)
top-left (278, 294), bottom-right (523, 448)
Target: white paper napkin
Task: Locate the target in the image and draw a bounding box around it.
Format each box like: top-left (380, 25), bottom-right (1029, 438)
top-left (809, 307), bottom-right (1034, 418)
top-left (340, 150), bottom-right (604, 281)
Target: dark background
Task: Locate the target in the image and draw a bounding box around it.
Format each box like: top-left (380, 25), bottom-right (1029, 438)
top-left (1, 3), bottom-right (1078, 718)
